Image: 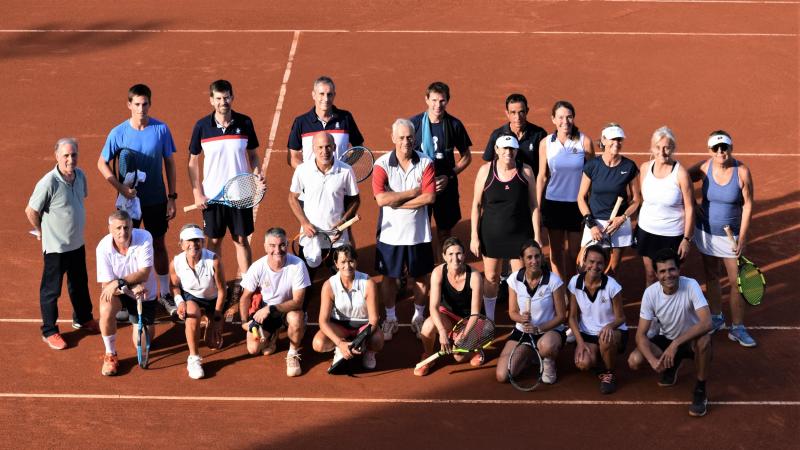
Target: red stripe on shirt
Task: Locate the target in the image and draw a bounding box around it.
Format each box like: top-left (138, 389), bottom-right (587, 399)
top-left (200, 135), bottom-right (248, 143)
top-left (301, 129), bottom-right (347, 138)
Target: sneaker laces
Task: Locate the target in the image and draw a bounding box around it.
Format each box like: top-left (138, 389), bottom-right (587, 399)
top-left (599, 372), bottom-right (615, 383)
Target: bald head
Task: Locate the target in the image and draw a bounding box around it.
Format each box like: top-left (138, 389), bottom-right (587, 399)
top-left (312, 132), bottom-right (335, 167)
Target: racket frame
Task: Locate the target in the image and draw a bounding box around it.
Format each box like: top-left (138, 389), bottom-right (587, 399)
top-left (723, 225), bottom-right (766, 306)
top-left (341, 146), bottom-right (374, 183)
top-left (508, 298), bottom-right (543, 391)
top-left (414, 314), bottom-right (495, 369)
top-left (183, 173), bottom-right (266, 212)
top-left (136, 297), bottom-right (149, 368)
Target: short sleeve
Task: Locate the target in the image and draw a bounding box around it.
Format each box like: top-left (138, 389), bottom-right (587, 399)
top-left (639, 288), bottom-right (655, 321)
top-left (348, 114), bottom-right (364, 147)
top-left (160, 124), bottom-right (177, 157)
top-left (188, 120), bottom-right (204, 155)
top-left (287, 117), bottom-right (303, 150)
top-left (240, 261), bottom-right (261, 292)
top-left (607, 277), bottom-right (623, 298)
top-left (136, 232), bottom-right (155, 270)
top-left (582, 156), bottom-right (597, 177)
top-left (452, 119), bottom-right (472, 153)
top-left (289, 166), bottom-right (304, 194)
top-left (550, 272), bottom-right (564, 290)
top-left (100, 128), bottom-right (119, 162)
top-left (343, 166), bottom-right (359, 196)
top-left (245, 117), bottom-right (260, 150)
top-left (28, 175), bottom-right (52, 213)
top-left (292, 262), bottom-right (311, 290)
top-left (482, 129), bottom-right (499, 162)
top-left (688, 278), bottom-right (709, 310)
top-left (372, 165), bottom-right (389, 196)
top-left (566, 274), bottom-right (578, 295)
top-left (96, 239), bottom-right (114, 283)
top-left (420, 162), bottom-right (436, 194)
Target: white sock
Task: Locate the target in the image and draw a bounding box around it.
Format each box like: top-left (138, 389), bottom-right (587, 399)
top-left (157, 274), bottom-right (169, 296)
top-left (240, 272), bottom-right (247, 280)
top-left (102, 334), bottom-right (117, 354)
top-left (288, 345), bottom-right (298, 355)
top-left (413, 303), bottom-right (425, 319)
top-left (483, 296), bottom-right (497, 322)
top-left (385, 307), bottom-right (397, 321)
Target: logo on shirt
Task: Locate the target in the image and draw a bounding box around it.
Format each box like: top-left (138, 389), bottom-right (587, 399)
top-left (335, 122), bottom-right (340, 129)
top-left (504, 185), bottom-right (510, 190)
top-left (621, 171), bottom-right (628, 175)
top-left (529, 143), bottom-right (533, 151)
top-left (236, 128), bottom-right (241, 134)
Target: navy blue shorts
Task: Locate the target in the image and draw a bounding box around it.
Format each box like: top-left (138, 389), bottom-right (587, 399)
top-left (580, 330), bottom-right (629, 354)
top-left (375, 241), bottom-right (434, 279)
top-left (120, 295), bottom-right (157, 325)
top-left (181, 291), bottom-right (217, 314)
top-left (203, 203), bottom-right (254, 239)
top-left (509, 327), bottom-right (567, 347)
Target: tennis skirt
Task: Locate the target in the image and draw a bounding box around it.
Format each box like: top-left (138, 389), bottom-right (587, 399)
top-left (580, 218), bottom-right (633, 248)
top-left (693, 227), bottom-right (737, 258)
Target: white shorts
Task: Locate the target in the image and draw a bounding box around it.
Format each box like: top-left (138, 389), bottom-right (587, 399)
top-left (580, 218), bottom-right (633, 248)
top-left (693, 227), bottom-right (737, 258)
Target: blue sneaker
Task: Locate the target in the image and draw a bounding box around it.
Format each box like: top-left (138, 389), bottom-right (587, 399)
top-left (710, 314), bottom-right (725, 334)
top-left (728, 325), bottom-right (757, 348)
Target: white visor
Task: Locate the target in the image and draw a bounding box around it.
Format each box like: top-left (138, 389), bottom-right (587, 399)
top-left (707, 134), bottom-right (732, 148)
top-left (495, 135), bottom-right (519, 149)
top-left (601, 125), bottom-right (625, 140)
top-left (179, 227), bottom-right (205, 241)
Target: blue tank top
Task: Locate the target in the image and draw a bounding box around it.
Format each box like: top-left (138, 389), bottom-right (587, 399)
top-left (700, 160), bottom-right (743, 235)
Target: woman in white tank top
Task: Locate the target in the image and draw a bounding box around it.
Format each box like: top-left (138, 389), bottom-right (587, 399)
top-left (312, 244), bottom-right (384, 370)
top-left (636, 127), bottom-right (695, 286)
top-left (536, 100), bottom-right (595, 283)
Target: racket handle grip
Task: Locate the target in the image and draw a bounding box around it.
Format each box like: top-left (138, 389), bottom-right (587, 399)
top-left (723, 225), bottom-right (736, 243)
top-left (609, 196), bottom-right (624, 219)
top-left (183, 204), bottom-right (200, 213)
top-left (415, 351), bottom-right (443, 370)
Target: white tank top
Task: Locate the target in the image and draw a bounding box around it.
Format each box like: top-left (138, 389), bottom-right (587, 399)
top-left (329, 271), bottom-right (369, 321)
top-left (173, 248), bottom-right (217, 300)
top-left (545, 132), bottom-right (586, 202)
top-left (639, 161), bottom-right (685, 236)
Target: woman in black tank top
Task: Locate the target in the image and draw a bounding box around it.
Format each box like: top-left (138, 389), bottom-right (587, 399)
top-left (413, 237), bottom-right (484, 376)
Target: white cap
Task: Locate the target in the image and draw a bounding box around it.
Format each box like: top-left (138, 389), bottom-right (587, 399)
top-left (495, 135), bottom-right (519, 149)
top-left (179, 227), bottom-right (205, 241)
top-left (601, 125), bottom-right (625, 140)
top-left (707, 134), bottom-right (732, 148)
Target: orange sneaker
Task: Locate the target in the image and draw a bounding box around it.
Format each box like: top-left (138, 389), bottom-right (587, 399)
top-left (72, 319), bottom-right (100, 334)
top-left (101, 353), bottom-right (119, 376)
top-left (469, 350), bottom-right (486, 367)
top-left (42, 333), bottom-right (67, 350)
top-left (413, 353), bottom-right (434, 377)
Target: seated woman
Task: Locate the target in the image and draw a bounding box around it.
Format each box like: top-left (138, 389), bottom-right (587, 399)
top-left (312, 244), bottom-right (384, 370)
top-left (168, 224), bottom-right (226, 380)
top-left (497, 240), bottom-right (566, 384)
top-left (567, 245), bottom-right (628, 394)
top-left (414, 237), bottom-right (483, 376)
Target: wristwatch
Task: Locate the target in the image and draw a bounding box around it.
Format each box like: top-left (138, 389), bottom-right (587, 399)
top-left (117, 278), bottom-right (127, 289)
top-left (167, 192), bottom-right (178, 200)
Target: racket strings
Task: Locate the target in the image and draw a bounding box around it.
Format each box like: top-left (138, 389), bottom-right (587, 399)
top-left (342, 147), bottom-right (374, 182)
top-left (739, 264), bottom-right (765, 304)
top-left (508, 341), bottom-right (542, 391)
top-left (223, 175), bottom-right (265, 208)
top-left (451, 318), bottom-right (495, 350)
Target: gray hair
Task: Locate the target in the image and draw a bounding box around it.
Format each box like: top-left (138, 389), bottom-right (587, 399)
top-left (108, 209), bottom-right (132, 224)
top-left (264, 227), bottom-right (287, 240)
top-left (392, 118), bottom-right (415, 137)
top-left (651, 126), bottom-right (677, 149)
top-left (54, 137), bottom-right (78, 153)
top-left (313, 76), bottom-right (335, 92)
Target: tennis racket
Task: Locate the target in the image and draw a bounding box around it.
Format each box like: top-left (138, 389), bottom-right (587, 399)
top-left (291, 215), bottom-right (361, 265)
top-left (508, 299), bottom-right (543, 391)
top-left (340, 146), bottom-right (374, 183)
top-left (723, 225), bottom-right (766, 306)
top-left (328, 323), bottom-right (373, 374)
top-left (577, 196), bottom-right (623, 267)
top-left (136, 298), bottom-right (150, 368)
top-left (183, 173), bottom-right (266, 212)
top-left (112, 148), bottom-right (140, 186)
top-left (414, 314), bottom-right (495, 370)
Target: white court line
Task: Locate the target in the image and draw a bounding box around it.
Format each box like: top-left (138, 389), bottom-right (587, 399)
top-left (0, 318), bottom-right (797, 330)
top-left (0, 392), bottom-right (797, 406)
top-left (575, 0), bottom-right (799, 4)
top-left (0, 29), bottom-right (795, 37)
top-left (268, 149), bottom-right (799, 157)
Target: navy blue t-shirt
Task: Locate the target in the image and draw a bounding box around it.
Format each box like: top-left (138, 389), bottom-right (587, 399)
top-left (409, 112), bottom-right (472, 176)
top-left (583, 156), bottom-right (639, 217)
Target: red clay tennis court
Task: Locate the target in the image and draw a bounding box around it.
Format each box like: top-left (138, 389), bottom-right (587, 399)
top-left (1, 1), bottom-right (797, 448)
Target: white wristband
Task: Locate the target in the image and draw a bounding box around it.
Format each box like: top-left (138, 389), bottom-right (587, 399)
top-left (174, 294), bottom-right (185, 307)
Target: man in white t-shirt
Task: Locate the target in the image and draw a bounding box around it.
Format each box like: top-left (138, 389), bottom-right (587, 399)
top-left (96, 210), bottom-right (159, 376)
top-left (628, 248), bottom-right (712, 417)
top-left (288, 131), bottom-right (359, 271)
top-left (239, 227), bottom-right (311, 377)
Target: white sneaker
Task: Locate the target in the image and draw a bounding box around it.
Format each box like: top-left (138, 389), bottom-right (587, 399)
top-left (565, 328), bottom-right (576, 344)
top-left (187, 355), bottom-right (204, 380)
top-left (382, 319), bottom-right (399, 341)
top-left (362, 351), bottom-right (377, 370)
top-left (332, 347), bottom-right (344, 368)
top-left (115, 309), bottom-right (129, 322)
top-left (410, 315), bottom-right (424, 339)
top-left (542, 357), bottom-right (557, 384)
top-left (286, 351), bottom-right (302, 377)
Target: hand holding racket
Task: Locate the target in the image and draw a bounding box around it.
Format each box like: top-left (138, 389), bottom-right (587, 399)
top-left (112, 148), bottom-right (141, 200)
top-left (340, 146), bottom-right (374, 183)
top-left (135, 298), bottom-right (150, 369)
top-left (328, 324), bottom-right (373, 374)
top-left (414, 314), bottom-right (495, 370)
top-left (508, 299), bottom-right (543, 392)
top-left (183, 173), bottom-right (266, 212)
top-left (291, 215), bottom-right (361, 267)
top-left (577, 196), bottom-right (623, 267)
top-left (724, 225), bottom-right (766, 306)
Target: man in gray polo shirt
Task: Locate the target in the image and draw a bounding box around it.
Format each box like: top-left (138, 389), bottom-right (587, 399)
top-left (26, 137), bottom-right (98, 350)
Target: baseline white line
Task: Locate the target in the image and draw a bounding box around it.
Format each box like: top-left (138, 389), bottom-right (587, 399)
top-left (0, 392), bottom-right (796, 405)
top-left (0, 29), bottom-right (795, 37)
top-left (268, 150), bottom-right (799, 157)
top-left (575, 0), bottom-right (799, 4)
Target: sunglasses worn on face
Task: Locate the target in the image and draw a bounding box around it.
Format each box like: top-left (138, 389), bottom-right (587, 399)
top-left (711, 144), bottom-right (730, 153)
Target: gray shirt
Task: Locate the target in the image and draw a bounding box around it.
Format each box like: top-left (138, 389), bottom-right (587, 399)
top-left (28, 166), bottom-right (87, 254)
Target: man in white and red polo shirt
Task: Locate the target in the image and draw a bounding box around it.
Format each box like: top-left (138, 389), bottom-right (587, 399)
top-left (372, 118), bottom-right (436, 341)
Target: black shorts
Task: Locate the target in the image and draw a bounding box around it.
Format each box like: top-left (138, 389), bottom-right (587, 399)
top-left (649, 334), bottom-right (695, 362)
top-left (542, 199), bottom-right (583, 232)
top-left (181, 291), bottom-right (217, 314)
top-left (250, 309), bottom-right (287, 335)
top-left (133, 202), bottom-right (168, 238)
top-left (120, 295), bottom-right (157, 325)
top-left (331, 318), bottom-right (370, 338)
top-left (375, 241), bottom-right (434, 279)
top-left (203, 204), bottom-right (254, 238)
top-left (430, 181), bottom-right (461, 231)
top-left (509, 327), bottom-right (567, 347)
top-left (636, 227), bottom-right (684, 260)
top-left (580, 330), bottom-right (629, 354)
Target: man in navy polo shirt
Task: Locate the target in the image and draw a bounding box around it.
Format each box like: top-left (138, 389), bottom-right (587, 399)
top-left (410, 81), bottom-right (472, 251)
top-left (188, 79), bottom-right (261, 281)
top-left (482, 93), bottom-right (547, 177)
top-left (285, 76), bottom-right (365, 169)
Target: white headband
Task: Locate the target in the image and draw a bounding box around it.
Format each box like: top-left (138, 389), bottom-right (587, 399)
top-left (601, 125), bottom-right (625, 140)
top-left (179, 227), bottom-right (205, 241)
top-left (707, 134), bottom-right (732, 148)
top-left (495, 135), bottom-right (519, 149)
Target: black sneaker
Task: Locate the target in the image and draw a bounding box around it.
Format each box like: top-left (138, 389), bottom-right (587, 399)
top-left (599, 372), bottom-right (617, 395)
top-left (657, 360), bottom-right (683, 387)
top-left (158, 293), bottom-right (178, 318)
top-left (689, 387), bottom-right (708, 417)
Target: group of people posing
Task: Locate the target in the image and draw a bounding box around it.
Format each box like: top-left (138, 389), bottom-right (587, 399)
top-left (26, 76), bottom-right (755, 418)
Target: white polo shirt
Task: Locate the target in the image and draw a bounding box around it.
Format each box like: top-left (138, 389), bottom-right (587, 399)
top-left (173, 248), bottom-right (217, 300)
top-left (290, 159), bottom-right (358, 244)
top-left (568, 273), bottom-right (627, 335)
top-left (96, 228), bottom-right (158, 301)
top-left (507, 269), bottom-right (564, 331)
top-left (372, 150), bottom-right (436, 246)
top-left (329, 271), bottom-right (369, 322)
top-left (640, 276), bottom-right (708, 341)
top-left (240, 254), bottom-right (311, 306)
